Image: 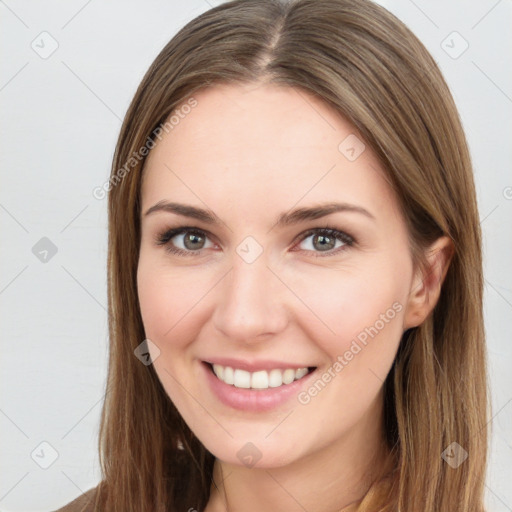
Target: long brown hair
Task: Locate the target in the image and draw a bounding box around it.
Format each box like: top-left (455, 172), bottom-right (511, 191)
top-left (93, 0), bottom-right (490, 510)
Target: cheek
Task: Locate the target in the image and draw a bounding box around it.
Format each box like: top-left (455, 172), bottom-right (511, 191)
top-left (137, 256), bottom-right (198, 343)
top-left (286, 269), bottom-right (407, 432)
top-left (286, 260), bottom-right (410, 364)
top-left (137, 254), bottom-right (221, 357)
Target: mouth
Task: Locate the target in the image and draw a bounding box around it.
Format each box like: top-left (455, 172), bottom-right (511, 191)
top-left (203, 361), bottom-right (317, 391)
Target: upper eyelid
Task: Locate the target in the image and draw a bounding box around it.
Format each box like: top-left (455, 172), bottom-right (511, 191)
top-left (159, 226), bottom-right (217, 244)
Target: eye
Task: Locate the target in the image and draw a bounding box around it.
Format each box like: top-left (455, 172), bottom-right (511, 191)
top-left (292, 227), bottom-right (354, 257)
top-left (154, 226), bottom-right (354, 257)
top-left (155, 227), bottom-right (215, 256)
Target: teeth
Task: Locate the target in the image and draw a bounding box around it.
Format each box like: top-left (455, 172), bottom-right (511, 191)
top-left (212, 364), bottom-right (311, 390)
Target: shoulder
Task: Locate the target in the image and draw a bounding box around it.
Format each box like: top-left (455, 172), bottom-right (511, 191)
top-left (52, 485), bottom-right (99, 512)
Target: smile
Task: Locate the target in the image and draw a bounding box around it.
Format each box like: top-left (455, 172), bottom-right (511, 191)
top-left (209, 363), bottom-right (316, 390)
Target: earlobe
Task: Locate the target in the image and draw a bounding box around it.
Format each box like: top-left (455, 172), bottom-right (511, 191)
top-left (403, 236), bottom-right (454, 330)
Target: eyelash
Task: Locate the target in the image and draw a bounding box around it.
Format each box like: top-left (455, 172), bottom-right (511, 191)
top-left (154, 225), bottom-right (355, 258)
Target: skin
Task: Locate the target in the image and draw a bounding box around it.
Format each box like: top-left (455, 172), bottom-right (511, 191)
top-left (137, 82), bottom-right (452, 512)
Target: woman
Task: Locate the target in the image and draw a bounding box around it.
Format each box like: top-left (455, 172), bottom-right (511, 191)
top-left (55, 0), bottom-right (489, 510)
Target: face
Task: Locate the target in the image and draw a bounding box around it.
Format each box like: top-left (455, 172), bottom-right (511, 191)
top-left (137, 82), bottom-right (418, 468)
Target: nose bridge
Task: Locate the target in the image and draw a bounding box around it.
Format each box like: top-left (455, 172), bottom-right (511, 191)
top-left (212, 249), bottom-right (287, 342)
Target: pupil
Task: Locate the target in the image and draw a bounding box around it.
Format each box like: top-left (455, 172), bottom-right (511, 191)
top-left (315, 234), bottom-right (334, 251)
top-left (184, 233), bottom-right (204, 250)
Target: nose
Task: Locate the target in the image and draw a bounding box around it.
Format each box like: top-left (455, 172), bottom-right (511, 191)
top-left (212, 253), bottom-right (289, 344)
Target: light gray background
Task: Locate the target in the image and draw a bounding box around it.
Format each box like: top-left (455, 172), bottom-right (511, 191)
top-left (1, 1), bottom-right (511, 511)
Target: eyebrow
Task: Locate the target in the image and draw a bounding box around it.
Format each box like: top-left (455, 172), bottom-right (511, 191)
top-left (144, 200), bottom-right (375, 227)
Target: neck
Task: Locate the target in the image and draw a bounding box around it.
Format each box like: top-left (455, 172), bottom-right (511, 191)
top-left (205, 391), bottom-right (391, 512)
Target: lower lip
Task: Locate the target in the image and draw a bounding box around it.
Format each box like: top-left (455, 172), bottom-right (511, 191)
top-left (201, 361), bottom-right (317, 412)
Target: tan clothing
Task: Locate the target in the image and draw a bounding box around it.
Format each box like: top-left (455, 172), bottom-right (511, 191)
top-left (52, 485), bottom-right (99, 512)
top-left (50, 484), bottom-right (362, 511)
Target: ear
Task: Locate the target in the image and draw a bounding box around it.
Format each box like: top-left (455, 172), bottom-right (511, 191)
top-left (403, 236), bottom-right (454, 330)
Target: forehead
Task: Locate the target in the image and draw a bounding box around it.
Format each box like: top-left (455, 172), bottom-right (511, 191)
top-left (156, 82), bottom-right (359, 165)
top-left (141, 82), bottom-right (398, 225)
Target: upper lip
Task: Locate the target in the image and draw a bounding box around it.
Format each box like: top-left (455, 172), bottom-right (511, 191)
top-left (203, 357), bottom-right (317, 372)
